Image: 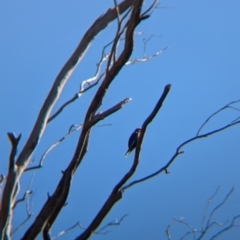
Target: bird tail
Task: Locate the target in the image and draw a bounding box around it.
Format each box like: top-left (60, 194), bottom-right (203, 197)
top-left (125, 150), bottom-right (130, 157)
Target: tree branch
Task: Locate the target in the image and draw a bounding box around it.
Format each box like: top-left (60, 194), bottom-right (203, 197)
top-left (7, 133), bottom-right (21, 171)
top-left (166, 187), bottom-right (240, 240)
top-left (25, 124), bottom-right (82, 172)
top-left (198, 187), bottom-right (235, 239)
top-left (18, 1), bottom-right (158, 239)
top-left (89, 98), bottom-right (131, 127)
top-left (77, 84), bottom-right (171, 240)
top-left (1, 1), bottom-right (135, 239)
top-left (122, 119), bottom-right (240, 191)
top-left (0, 133), bottom-right (21, 239)
top-left (16, 0), bottom-right (135, 168)
top-left (196, 99), bottom-right (240, 136)
top-left (210, 215), bottom-right (240, 240)
top-left (201, 186), bottom-right (220, 231)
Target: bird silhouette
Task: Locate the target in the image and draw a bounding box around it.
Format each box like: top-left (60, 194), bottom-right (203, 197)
top-left (125, 128), bottom-right (141, 157)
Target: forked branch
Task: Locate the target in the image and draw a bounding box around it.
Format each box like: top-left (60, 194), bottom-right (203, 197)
top-left (1, 1), bottom-right (136, 239)
top-left (122, 107), bottom-right (240, 191)
top-left (77, 84), bottom-right (171, 240)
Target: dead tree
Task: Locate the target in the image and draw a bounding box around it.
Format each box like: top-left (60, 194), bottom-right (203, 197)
top-left (0, 1), bottom-right (239, 240)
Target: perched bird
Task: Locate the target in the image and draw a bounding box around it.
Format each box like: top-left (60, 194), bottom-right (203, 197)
top-left (125, 128), bottom-right (141, 157)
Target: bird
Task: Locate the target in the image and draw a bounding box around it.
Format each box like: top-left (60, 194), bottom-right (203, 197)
top-left (125, 128), bottom-right (141, 157)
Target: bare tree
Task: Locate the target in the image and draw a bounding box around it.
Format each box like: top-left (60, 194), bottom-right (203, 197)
top-left (0, 1), bottom-right (239, 240)
top-left (166, 187), bottom-right (240, 240)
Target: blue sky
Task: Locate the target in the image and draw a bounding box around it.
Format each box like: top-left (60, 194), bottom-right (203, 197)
top-left (0, 0), bottom-right (240, 239)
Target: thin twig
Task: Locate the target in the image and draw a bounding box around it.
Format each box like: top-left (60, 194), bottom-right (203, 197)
top-left (113, 0), bottom-right (121, 62)
top-left (196, 99), bottom-right (240, 136)
top-left (11, 215), bottom-right (32, 236)
top-left (52, 222), bottom-right (86, 240)
top-left (197, 187), bottom-right (235, 239)
top-left (106, 12), bottom-right (127, 71)
top-left (166, 217), bottom-right (200, 240)
top-left (166, 188), bottom-right (240, 240)
top-left (201, 186), bottom-right (220, 231)
top-left (210, 215), bottom-right (240, 240)
top-left (48, 73), bottom-right (106, 123)
top-left (96, 214), bottom-right (128, 233)
top-left (141, 0), bottom-right (158, 16)
top-left (12, 190), bottom-right (32, 209)
top-left (143, 34), bottom-right (162, 57)
top-left (11, 175), bottom-right (34, 235)
top-left (231, 115), bottom-right (240, 124)
top-left (25, 124), bottom-right (82, 172)
top-left (52, 214), bottom-right (128, 239)
top-left (206, 187), bottom-right (234, 229)
top-left (125, 46), bottom-right (167, 65)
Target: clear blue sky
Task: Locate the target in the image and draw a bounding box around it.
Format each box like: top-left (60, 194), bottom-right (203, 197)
top-left (0, 0), bottom-right (240, 239)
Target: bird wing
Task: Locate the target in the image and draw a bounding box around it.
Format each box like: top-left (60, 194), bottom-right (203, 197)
top-left (128, 131), bottom-right (137, 149)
